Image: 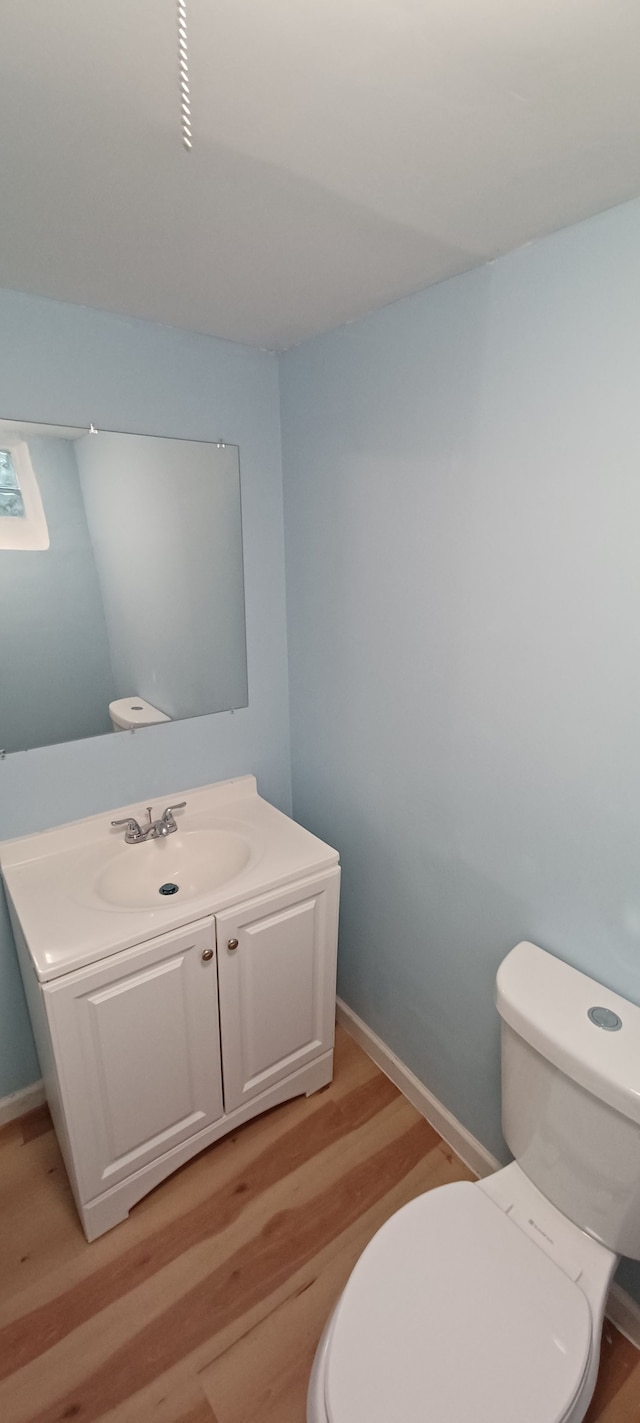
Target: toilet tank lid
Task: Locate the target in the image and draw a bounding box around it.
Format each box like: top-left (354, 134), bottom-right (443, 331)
top-left (109, 697), bottom-right (170, 727)
top-left (497, 942), bottom-right (640, 1127)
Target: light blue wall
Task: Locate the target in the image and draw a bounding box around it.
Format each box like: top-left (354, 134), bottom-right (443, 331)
top-left (280, 195), bottom-right (640, 1185)
top-left (0, 435), bottom-right (115, 752)
top-left (0, 288), bottom-right (291, 1098)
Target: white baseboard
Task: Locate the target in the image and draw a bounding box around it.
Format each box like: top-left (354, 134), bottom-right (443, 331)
top-left (606, 1282), bottom-right (640, 1350)
top-left (0, 1079), bottom-right (45, 1127)
top-left (336, 998), bottom-right (501, 1178)
top-left (336, 997), bottom-right (640, 1352)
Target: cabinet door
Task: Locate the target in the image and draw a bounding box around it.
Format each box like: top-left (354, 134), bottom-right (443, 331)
top-left (217, 867), bottom-right (340, 1112)
top-left (44, 917), bottom-right (224, 1202)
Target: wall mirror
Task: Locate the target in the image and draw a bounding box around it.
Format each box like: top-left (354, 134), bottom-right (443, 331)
top-left (0, 420), bottom-right (248, 754)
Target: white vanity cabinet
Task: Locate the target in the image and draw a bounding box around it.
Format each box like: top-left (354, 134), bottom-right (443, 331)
top-left (2, 776), bottom-right (340, 1241)
top-left (43, 917), bottom-right (225, 1206)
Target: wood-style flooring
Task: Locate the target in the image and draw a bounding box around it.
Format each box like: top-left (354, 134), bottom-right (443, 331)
top-left (0, 1026), bottom-right (639, 1422)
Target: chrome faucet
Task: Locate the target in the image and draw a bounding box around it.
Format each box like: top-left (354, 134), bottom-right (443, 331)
top-left (111, 802), bottom-right (186, 844)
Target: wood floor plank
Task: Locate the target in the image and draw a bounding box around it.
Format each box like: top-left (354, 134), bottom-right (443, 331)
top-left (590, 1360), bottom-right (640, 1423)
top-left (0, 1117), bottom-right (26, 1148)
top-left (585, 1328), bottom-right (640, 1421)
top-left (4, 1111), bottom-right (433, 1423)
top-left (93, 1137), bottom-right (471, 1423)
top-left (0, 1026), bottom-right (638, 1423)
top-left (200, 1147), bottom-right (476, 1423)
top-left (90, 1142), bottom-right (467, 1423)
top-left (202, 1245), bottom-right (352, 1423)
top-left (0, 1125), bottom-right (81, 1307)
top-left (0, 1071), bottom-right (404, 1382)
top-left (0, 1088), bottom-right (424, 1418)
top-left (19, 1105), bottom-right (53, 1144)
top-left (100, 1374), bottom-right (221, 1423)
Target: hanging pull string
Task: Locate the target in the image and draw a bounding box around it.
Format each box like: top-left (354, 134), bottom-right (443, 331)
top-left (177, 0), bottom-right (193, 150)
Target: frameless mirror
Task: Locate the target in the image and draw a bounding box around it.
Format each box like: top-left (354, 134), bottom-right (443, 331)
top-left (0, 420), bottom-right (248, 754)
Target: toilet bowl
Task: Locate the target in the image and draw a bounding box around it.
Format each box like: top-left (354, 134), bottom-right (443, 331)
top-left (308, 942), bottom-right (640, 1423)
top-left (307, 1171), bottom-right (615, 1423)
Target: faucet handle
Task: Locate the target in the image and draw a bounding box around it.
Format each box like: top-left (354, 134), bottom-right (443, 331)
top-left (159, 801), bottom-right (187, 833)
top-left (135, 801), bottom-right (185, 838)
top-left (111, 815), bottom-right (145, 843)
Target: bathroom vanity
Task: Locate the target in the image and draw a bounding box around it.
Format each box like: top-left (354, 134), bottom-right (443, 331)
top-left (0, 776), bottom-right (340, 1240)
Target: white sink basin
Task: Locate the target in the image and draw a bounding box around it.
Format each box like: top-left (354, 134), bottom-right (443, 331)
top-left (0, 776), bottom-right (340, 980)
top-left (95, 829), bottom-right (251, 909)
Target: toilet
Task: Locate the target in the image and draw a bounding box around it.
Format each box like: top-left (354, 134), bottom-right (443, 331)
top-left (109, 697), bottom-right (170, 731)
top-left (308, 941), bottom-right (640, 1423)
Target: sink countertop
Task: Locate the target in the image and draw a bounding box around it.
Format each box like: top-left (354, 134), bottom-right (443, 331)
top-left (0, 775), bottom-right (339, 982)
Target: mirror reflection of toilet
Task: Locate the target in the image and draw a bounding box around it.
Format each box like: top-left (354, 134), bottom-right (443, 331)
top-left (108, 697), bottom-right (170, 731)
top-left (308, 942), bottom-right (640, 1423)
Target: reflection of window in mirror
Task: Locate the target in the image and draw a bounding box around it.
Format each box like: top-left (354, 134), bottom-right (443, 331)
top-left (0, 448), bottom-right (25, 515)
top-left (0, 440), bottom-right (50, 550)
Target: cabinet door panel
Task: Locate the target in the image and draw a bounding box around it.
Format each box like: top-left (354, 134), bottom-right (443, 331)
top-left (45, 918), bottom-right (224, 1201)
top-left (217, 868), bottom-right (340, 1112)
top-left (240, 897), bottom-right (317, 1077)
top-left (85, 956), bottom-right (204, 1159)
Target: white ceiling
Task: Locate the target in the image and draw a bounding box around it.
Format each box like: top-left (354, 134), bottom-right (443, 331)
top-left (2, 0), bottom-right (640, 350)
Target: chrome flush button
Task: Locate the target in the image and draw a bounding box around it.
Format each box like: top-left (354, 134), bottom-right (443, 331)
top-left (588, 1006), bottom-right (622, 1031)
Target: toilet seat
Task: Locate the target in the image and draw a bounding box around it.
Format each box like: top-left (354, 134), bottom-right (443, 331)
top-left (324, 1182), bottom-right (593, 1423)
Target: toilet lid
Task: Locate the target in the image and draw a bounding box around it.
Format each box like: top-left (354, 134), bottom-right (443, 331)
top-left (325, 1182), bottom-right (592, 1423)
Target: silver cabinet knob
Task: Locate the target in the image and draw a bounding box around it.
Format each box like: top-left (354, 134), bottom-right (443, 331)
top-left (201, 948), bottom-right (214, 962)
top-left (227, 938), bottom-right (239, 952)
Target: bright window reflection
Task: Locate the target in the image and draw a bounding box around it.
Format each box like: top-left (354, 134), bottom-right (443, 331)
top-left (0, 439), bottom-right (50, 550)
top-left (0, 448), bottom-right (25, 517)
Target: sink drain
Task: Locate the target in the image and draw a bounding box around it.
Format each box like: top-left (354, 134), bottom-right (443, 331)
top-left (159, 882), bottom-right (179, 896)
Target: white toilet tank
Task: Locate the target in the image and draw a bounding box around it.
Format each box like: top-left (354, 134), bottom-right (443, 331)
top-left (497, 942), bottom-right (640, 1259)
